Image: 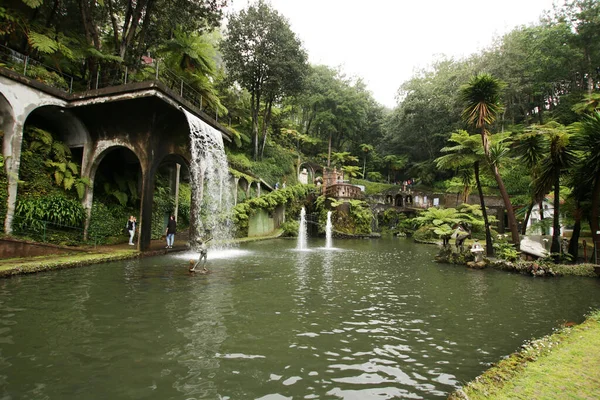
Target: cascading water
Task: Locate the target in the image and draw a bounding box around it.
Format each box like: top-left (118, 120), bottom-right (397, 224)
top-left (183, 109), bottom-right (234, 248)
top-left (297, 207), bottom-right (308, 250)
top-left (325, 211), bottom-right (333, 249)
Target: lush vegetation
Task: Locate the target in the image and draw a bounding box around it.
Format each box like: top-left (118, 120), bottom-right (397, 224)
top-left (449, 310), bottom-right (600, 400)
top-left (2, 0), bottom-right (600, 259)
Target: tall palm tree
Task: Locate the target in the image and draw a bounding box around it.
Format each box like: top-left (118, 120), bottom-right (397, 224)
top-left (512, 131), bottom-right (548, 235)
top-left (460, 74), bottom-right (520, 248)
top-left (531, 122), bottom-right (577, 256)
top-left (359, 143), bottom-right (374, 178)
top-left (571, 112), bottom-right (600, 249)
top-left (436, 130), bottom-right (493, 255)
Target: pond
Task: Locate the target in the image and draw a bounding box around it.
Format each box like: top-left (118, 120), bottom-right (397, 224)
top-left (1, 237), bottom-right (600, 399)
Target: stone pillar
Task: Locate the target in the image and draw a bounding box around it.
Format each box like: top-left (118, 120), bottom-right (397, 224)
top-left (3, 117), bottom-right (23, 235)
top-left (173, 163), bottom-right (180, 222)
top-left (139, 165), bottom-right (155, 251)
top-left (257, 182), bottom-right (261, 197)
top-left (233, 176), bottom-right (239, 205)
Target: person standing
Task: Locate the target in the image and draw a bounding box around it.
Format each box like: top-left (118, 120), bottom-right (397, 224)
top-left (127, 216), bottom-right (136, 246)
top-left (165, 215), bottom-right (176, 249)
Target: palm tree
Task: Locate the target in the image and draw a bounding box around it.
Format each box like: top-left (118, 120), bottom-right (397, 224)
top-left (359, 143), bottom-right (374, 178)
top-left (512, 131), bottom-right (547, 235)
top-left (436, 130), bottom-right (494, 255)
top-left (383, 155), bottom-right (407, 184)
top-left (571, 112), bottom-right (600, 250)
top-left (460, 74), bottom-right (520, 248)
top-left (531, 122), bottom-right (577, 256)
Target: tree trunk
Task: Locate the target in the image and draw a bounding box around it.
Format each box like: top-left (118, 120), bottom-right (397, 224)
top-left (327, 133), bottom-right (332, 168)
top-left (475, 161), bottom-right (494, 257)
top-left (589, 175), bottom-right (600, 249)
top-left (362, 155), bottom-right (367, 179)
top-left (259, 100), bottom-right (273, 161)
top-left (521, 202), bottom-right (534, 235)
top-left (251, 90), bottom-right (260, 161)
top-left (568, 204), bottom-right (582, 261)
top-left (539, 200), bottom-right (545, 235)
top-left (481, 129), bottom-right (520, 249)
top-left (550, 173), bottom-right (561, 257)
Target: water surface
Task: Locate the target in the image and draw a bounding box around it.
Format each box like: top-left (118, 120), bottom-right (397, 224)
top-left (1, 238), bottom-right (599, 399)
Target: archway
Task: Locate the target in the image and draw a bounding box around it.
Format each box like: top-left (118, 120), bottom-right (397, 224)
top-left (152, 154), bottom-right (191, 244)
top-left (394, 194), bottom-right (403, 207)
top-left (86, 146), bottom-right (143, 246)
top-left (10, 104), bottom-right (91, 242)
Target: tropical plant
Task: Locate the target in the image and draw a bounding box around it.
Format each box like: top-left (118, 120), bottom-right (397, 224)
top-left (571, 112), bottom-right (600, 249)
top-left (530, 122), bottom-right (577, 256)
top-left (359, 143), bottom-right (374, 178)
top-left (436, 130), bottom-right (494, 255)
top-left (460, 73), bottom-right (520, 248)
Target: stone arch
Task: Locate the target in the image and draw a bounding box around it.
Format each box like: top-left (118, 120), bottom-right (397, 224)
top-left (82, 143), bottom-right (144, 246)
top-left (237, 176), bottom-right (249, 203)
top-left (394, 194), bottom-right (403, 207)
top-left (385, 194), bottom-right (393, 204)
top-left (405, 195), bottom-right (413, 205)
top-left (23, 105), bottom-right (92, 170)
top-left (151, 152), bottom-right (192, 235)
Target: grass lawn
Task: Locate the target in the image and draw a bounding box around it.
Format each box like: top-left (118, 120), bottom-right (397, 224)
top-left (450, 310), bottom-right (600, 399)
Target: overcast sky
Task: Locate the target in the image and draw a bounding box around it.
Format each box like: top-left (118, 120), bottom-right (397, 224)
top-left (225, 0), bottom-right (559, 108)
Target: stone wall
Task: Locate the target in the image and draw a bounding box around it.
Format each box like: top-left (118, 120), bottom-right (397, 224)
top-left (247, 204), bottom-right (285, 237)
top-left (0, 238), bottom-right (84, 258)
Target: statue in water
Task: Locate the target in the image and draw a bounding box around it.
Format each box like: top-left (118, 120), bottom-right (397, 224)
top-left (189, 236), bottom-right (212, 273)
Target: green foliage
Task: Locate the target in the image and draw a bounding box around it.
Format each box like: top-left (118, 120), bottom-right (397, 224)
top-left (26, 64), bottom-right (69, 91)
top-left (494, 241), bottom-right (520, 262)
top-left (280, 220), bottom-right (299, 237)
top-left (366, 172), bottom-right (385, 183)
top-left (329, 199), bottom-right (373, 235)
top-left (352, 178), bottom-right (394, 195)
top-left (22, 126), bottom-right (88, 198)
top-left (88, 201), bottom-right (136, 244)
top-left (232, 184), bottom-right (312, 237)
top-left (228, 143), bottom-right (297, 187)
top-left (15, 194), bottom-right (84, 227)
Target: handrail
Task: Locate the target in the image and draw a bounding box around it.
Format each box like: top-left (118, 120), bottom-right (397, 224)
top-left (0, 44), bottom-right (74, 93)
top-left (0, 44), bottom-right (225, 123)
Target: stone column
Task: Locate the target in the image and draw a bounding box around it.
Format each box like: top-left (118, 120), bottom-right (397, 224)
top-left (3, 117), bottom-right (23, 235)
top-left (173, 163), bottom-right (180, 222)
top-left (139, 165), bottom-right (155, 251)
top-left (233, 176), bottom-right (239, 205)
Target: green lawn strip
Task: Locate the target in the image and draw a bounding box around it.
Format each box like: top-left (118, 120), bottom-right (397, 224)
top-left (450, 310), bottom-right (600, 399)
top-left (0, 249), bottom-right (138, 277)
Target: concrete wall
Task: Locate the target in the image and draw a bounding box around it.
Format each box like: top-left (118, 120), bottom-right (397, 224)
top-left (0, 238), bottom-right (84, 258)
top-left (248, 204), bottom-right (285, 237)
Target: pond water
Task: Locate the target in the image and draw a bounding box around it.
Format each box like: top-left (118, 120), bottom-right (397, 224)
top-left (1, 237), bottom-right (600, 399)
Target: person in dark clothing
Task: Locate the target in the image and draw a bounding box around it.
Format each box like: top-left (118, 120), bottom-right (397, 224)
top-left (165, 215), bottom-right (176, 249)
top-left (127, 216), bottom-right (136, 245)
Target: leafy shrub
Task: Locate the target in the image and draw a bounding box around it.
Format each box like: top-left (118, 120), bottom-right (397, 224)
top-left (280, 220), bottom-right (299, 237)
top-left (233, 184), bottom-right (312, 237)
top-left (88, 201), bottom-right (135, 244)
top-left (16, 194), bottom-right (84, 227)
top-left (494, 241), bottom-right (520, 262)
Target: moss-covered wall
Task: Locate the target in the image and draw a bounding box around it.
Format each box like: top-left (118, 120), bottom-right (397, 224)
top-left (248, 204), bottom-right (285, 237)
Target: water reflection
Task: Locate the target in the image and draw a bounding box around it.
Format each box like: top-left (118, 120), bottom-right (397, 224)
top-left (0, 238), bottom-right (599, 399)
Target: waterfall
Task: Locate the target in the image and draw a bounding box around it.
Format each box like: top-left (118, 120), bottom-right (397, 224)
top-left (297, 207), bottom-right (308, 250)
top-left (325, 211), bottom-right (333, 249)
top-left (183, 109), bottom-right (234, 247)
